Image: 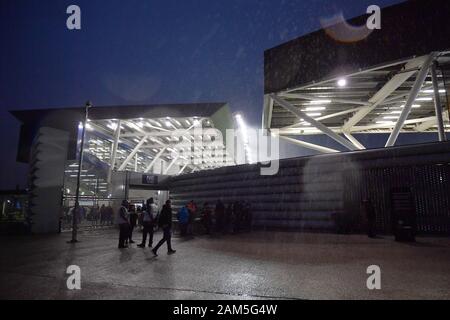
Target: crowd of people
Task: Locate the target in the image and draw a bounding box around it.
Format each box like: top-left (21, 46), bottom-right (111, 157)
top-left (117, 198), bottom-right (176, 256)
top-left (116, 198), bottom-right (253, 255)
top-left (63, 204), bottom-right (115, 227)
top-left (177, 199), bottom-right (253, 237)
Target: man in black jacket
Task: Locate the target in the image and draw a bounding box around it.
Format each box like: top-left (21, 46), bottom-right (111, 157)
top-left (152, 200), bottom-right (176, 256)
top-left (118, 200), bottom-right (130, 249)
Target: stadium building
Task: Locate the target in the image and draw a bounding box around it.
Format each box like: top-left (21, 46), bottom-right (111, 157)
top-left (10, 103), bottom-right (236, 233)
top-left (8, 0), bottom-right (450, 235)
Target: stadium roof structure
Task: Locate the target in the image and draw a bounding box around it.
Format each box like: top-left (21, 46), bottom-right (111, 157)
top-left (263, 0), bottom-right (450, 153)
top-left (11, 102), bottom-right (235, 175)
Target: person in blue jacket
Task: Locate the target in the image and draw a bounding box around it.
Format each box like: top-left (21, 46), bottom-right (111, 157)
top-left (177, 204), bottom-right (189, 236)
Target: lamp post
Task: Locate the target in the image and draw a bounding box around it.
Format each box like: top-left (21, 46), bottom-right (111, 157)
top-left (68, 101), bottom-right (92, 243)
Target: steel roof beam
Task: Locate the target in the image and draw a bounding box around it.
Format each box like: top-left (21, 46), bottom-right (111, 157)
top-left (343, 133), bottom-right (366, 150)
top-left (163, 155), bottom-right (180, 175)
top-left (144, 147), bottom-right (167, 173)
top-left (343, 56), bottom-right (428, 132)
top-left (107, 119), bottom-right (121, 183)
top-left (279, 135), bottom-right (339, 153)
top-left (118, 135), bottom-right (149, 171)
top-left (386, 54), bottom-right (435, 147)
top-left (431, 61), bottom-right (447, 141)
top-left (271, 94), bottom-right (357, 151)
top-left (279, 93), bottom-right (370, 106)
top-left (282, 106), bottom-right (364, 130)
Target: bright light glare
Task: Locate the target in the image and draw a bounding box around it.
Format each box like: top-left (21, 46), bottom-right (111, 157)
top-left (400, 104), bottom-right (421, 108)
top-left (303, 106), bottom-right (326, 111)
top-left (306, 112), bottom-right (322, 117)
top-left (107, 122), bottom-right (118, 130)
top-left (383, 116), bottom-right (399, 119)
top-left (309, 100), bottom-right (331, 104)
top-left (235, 113), bottom-right (253, 163)
top-left (337, 78), bottom-right (347, 87)
top-left (376, 121), bottom-right (395, 124)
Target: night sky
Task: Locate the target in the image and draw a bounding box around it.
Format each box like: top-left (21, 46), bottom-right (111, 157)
top-left (0, 0), bottom-right (412, 190)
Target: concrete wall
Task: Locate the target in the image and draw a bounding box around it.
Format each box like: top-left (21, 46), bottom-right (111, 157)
top-left (28, 127), bottom-right (69, 233)
top-left (168, 141), bottom-right (450, 234)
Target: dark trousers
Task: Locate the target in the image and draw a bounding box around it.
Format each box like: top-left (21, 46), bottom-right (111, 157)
top-left (119, 223), bottom-right (129, 247)
top-left (128, 225), bottom-right (135, 241)
top-left (154, 227), bottom-right (173, 252)
top-left (141, 222), bottom-right (154, 246)
top-left (179, 223), bottom-right (188, 236)
top-left (202, 219), bottom-right (211, 234)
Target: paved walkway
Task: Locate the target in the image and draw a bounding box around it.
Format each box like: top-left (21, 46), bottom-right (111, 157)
top-left (0, 229), bottom-right (449, 300)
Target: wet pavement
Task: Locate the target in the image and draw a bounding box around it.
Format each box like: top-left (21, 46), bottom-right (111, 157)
top-left (0, 229), bottom-right (449, 300)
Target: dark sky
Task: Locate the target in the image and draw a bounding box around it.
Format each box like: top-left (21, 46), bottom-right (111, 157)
top-left (0, 0), bottom-right (408, 189)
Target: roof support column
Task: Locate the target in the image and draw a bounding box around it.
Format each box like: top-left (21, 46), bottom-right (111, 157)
top-left (144, 147), bottom-right (167, 173)
top-left (386, 54), bottom-right (435, 147)
top-left (118, 135), bottom-right (149, 171)
top-left (164, 155), bottom-right (179, 175)
top-left (262, 94), bottom-right (274, 129)
top-left (343, 132), bottom-right (365, 150)
top-left (134, 154), bottom-right (138, 172)
top-left (177, 163), bottom-right (188, 175)
top-left (107, 120), bottom-right (121, 183)
top-left (431, 61), bottom-right (447, 141)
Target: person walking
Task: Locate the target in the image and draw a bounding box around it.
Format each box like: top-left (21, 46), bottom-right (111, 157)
top-left (118, 200), bottom-right (130, 249)
top-left (152, 200), bottom-right (176, 256)
top-left (128, 204), bottom-right (138, 244)
top-left (138, 198), bottom-right (157, 248)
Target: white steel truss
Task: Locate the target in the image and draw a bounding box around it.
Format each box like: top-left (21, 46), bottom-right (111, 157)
top-left (264, 51), bottom-right (450, 154)
top-left (84, 116), bottom-right (233, 176)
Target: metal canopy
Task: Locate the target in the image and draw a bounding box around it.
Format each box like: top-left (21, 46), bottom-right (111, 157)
top-left (86, 115), bottom-right (235, 176)
top-left (11, 102), bottom-right (236, 174)
top-left (263, 0), bottom-right (450, 153)
top-left (266, 53), bottom-right (450, 138)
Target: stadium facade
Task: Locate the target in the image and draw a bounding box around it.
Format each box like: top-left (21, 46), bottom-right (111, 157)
top-left (8, 0), bottom-right (450, 235)
top-left (10, 103), bottom-right (235, 233)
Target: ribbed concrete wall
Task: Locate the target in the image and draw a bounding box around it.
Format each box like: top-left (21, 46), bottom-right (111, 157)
top-left (169, 156), bottom-right (348, 232)
top-left (168, 142), bottom-right (450, 234)
top-left (28, 127), bottom-right (69, 234)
